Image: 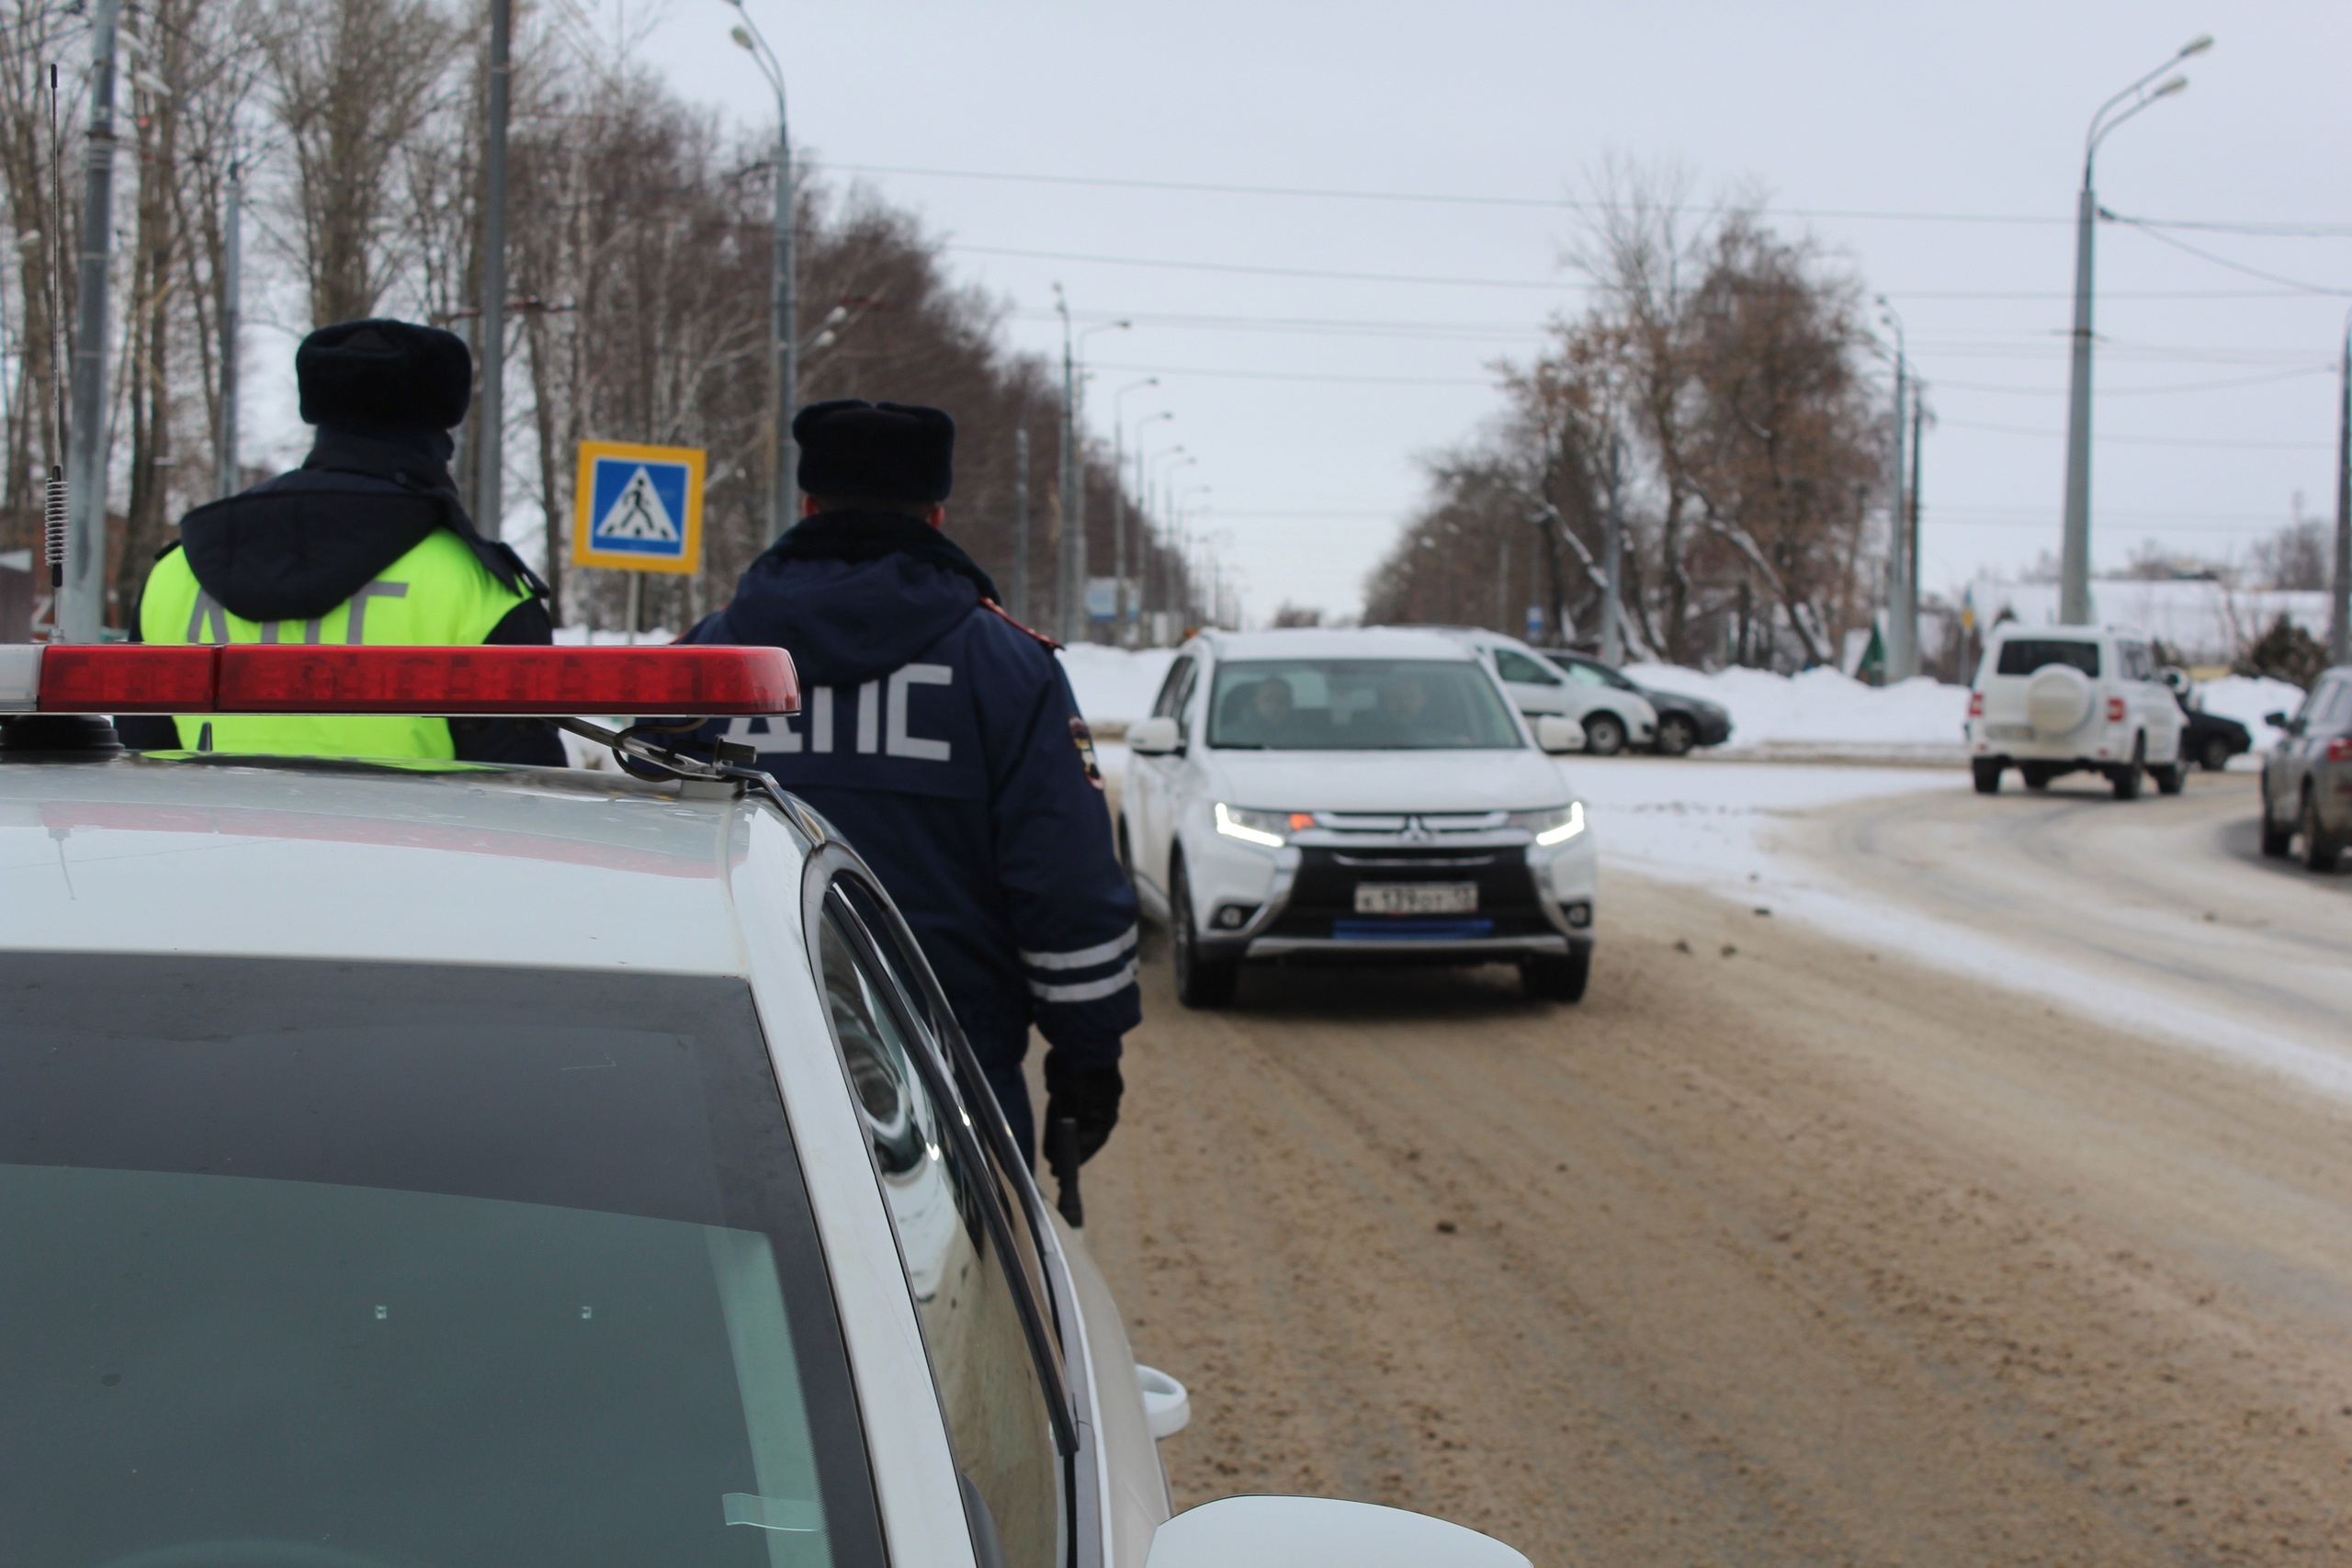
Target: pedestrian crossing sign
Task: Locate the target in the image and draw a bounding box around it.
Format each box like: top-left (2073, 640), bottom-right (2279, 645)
top-left (571, 440), bottom-right (706, 574)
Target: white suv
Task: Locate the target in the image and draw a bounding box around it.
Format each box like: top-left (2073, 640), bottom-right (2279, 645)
top-left (1120, 627), bottom-right (1597, 1007)
top-left (1420, 627), bottom-right (1657, 756)
top-left (1965, 626), bottom-right (2187, 798)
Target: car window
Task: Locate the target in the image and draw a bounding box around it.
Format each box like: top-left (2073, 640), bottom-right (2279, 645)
top-left (1205, 658), bottom-right (1524, 750)
top-left (0, 954), bottom-right (882, 1568)
top-left (1996, 638), bottom-right (2100, 678)
top-left (816, 897), bottom-right (1063, 1568)
top-left (1493, 648), bottom-right (1561, 685)
top-left (1559, 660), bottom-right (1617, 688)
top-left (1149, 656), bottom-right (1193, 719)
top-left (2317, 679), bottom-right (2352, 733)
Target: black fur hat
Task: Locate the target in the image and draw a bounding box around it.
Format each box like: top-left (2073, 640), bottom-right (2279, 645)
top-left (297, 318), bottom-right (474, 430)
top-left (794, 399), bottom-right (956, 503)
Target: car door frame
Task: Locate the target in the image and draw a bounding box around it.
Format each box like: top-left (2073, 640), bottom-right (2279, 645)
top-left (797, 836), bottom-right (1138, 1568)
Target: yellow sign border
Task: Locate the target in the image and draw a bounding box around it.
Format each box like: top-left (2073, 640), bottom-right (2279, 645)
top-left (571, 439), bottom-right (706, 575)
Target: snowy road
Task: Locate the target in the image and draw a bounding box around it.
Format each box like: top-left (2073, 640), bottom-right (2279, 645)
top-left (1574, 760), bottom-right (2352, 1101)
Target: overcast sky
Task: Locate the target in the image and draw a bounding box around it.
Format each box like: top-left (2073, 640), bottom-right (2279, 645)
top-left (628, 0), bottom-right (2352, 624)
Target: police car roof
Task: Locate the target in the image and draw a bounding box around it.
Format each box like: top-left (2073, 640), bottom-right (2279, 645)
top-left (1199, 626), bottom-right (1483, 662)
top-left (0, 754), bottom-right (790, 975)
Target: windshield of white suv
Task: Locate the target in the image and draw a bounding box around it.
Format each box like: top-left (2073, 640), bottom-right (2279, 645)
top-left (1996, 638), bottom-right (2100, 678)
top-left (0, 954), bottom-right (881, 1568)
top-left (1207, 658), bottom-right (1522, 750)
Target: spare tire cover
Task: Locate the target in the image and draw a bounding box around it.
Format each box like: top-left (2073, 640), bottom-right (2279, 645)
top-left (2026, 664), bottom-right (2094, 736)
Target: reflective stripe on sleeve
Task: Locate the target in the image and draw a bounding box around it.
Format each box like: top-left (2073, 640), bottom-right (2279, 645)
top-left (1018, 926), bottom-right (1139, 973)
top-left (1027, 959), bottom-right (1140, 1005)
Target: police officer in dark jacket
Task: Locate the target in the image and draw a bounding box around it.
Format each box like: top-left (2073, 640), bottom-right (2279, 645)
top-left (683, 400), bottom-right (1137, 1170)
top-left (126, 318), bottom-right (562, 765)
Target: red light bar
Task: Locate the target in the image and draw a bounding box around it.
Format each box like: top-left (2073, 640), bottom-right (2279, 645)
top-left (37, 645), bottom-right (219, 713)
top-left (17, 644), bottom-right (797, 716)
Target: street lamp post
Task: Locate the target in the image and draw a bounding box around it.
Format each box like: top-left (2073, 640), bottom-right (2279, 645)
top-left (1052, 288), bottom-right (1127, 640)
top-left (2334, 309), bottom-right (2351, 665)
top-left (1110, 382), bottom-right (1162, 641)
top-left (2059, 34), bottom-right (2211, 626)
top-left (725, 3), bottom-right (795, 546)
top-left (1877, 298), bottom-right (1914, 682)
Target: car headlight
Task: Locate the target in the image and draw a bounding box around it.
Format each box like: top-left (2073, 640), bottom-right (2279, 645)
top-left (1215, 803), bottom-right (1294, 848)
top-left (1511, 801), bottom-right (1587, 846)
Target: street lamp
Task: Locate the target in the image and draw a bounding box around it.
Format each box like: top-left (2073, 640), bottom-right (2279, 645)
top-left (2058, 34), bottom-right (2211, 625)
top-left (1111, 382), bottom-right (1161, 637)
top-left (723, 1), bottom-right (796, 546)
top-left (1053, 288), bottom-right (1128, 640)
top-left (2334, 307), bottom-right (2351, 664)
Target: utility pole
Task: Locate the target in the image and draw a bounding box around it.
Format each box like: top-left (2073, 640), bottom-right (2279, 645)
top-left (1601, 434), bottom-right (1625, 665)
top-left (1883, 336), bottom-right (1910, 682)
top-left (1055, 288), bottom-right (1077, 642)
top-left (1907, 396), bottom-right (1926, 676)
top-left (2060, 37), bottom-right (2208, 626)
top-left (474, 0), bottom-right (511, 540)
top-left (214, 154), bottom-right (242, 499)
top-left (771, 64), bottom-right (794, 545)
top-left (1012, 426), bottom-right (1030, 623)
top-left (60, 0), bottom-right (122, 642)
top-left (2333, 312), bottom-right (2350, 665)
top-left (2057, 179), bottom-right (2096, 627)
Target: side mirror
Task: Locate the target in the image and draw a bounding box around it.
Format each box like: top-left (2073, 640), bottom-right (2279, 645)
top-left (1128, 716), bottom-right (1182, 755)
top-left (1137, 1364), bottom-right (1190, 1438)
top-left (2262, 711), bottom-right (2287, 728)
top-left (1145, 1495), bottom-right (1529, 1568)
top-left (1534, 715), bottom-right (1584, 754)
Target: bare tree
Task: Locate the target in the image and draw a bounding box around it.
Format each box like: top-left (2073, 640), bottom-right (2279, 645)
top-left (266, 0), bottom-right (454, 327)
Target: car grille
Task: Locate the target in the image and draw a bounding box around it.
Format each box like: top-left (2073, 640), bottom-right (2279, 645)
top-left (1268, 844), bottom-right (1553, 940)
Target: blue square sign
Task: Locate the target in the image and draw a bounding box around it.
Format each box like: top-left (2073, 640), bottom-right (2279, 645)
top-left (571, 440), bottom-right (706, 574)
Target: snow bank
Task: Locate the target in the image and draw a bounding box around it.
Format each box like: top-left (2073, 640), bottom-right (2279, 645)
top-left (1626, 662), bottom-right (1969, 753)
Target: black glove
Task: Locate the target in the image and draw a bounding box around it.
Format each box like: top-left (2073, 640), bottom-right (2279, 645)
top-left (1042, 1059), bottom-right (1124, 1166)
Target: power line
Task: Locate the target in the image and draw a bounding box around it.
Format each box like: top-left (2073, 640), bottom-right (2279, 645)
top-left (2109, 214), bottom-right (2352, 298)
top-left (953, 242), bottom-right (2312, 302)
top-left (1932, 366), bottom-right (2330, 397)
top-left (1090, 359), bottom-right (1489, 388)
top-left (1937, 417), bottom-right (2332, 451)
top-left (831, 160), bottom-right (2352, 236)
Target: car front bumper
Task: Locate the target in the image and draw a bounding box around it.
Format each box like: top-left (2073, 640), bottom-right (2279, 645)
top-left (1181, 816), bottom-right (1598, 965)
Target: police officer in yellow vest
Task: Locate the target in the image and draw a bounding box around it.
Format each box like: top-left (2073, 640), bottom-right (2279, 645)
top-left (129, 318), bottom-right (564, 763)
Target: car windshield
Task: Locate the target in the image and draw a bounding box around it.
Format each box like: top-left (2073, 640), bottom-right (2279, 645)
top-left (0, 954), bottom-right (878, 1568)
top-left (1996, 638), bottom-right (2100, 678)
top-left (1207, 658), bottom-right (1522, 750)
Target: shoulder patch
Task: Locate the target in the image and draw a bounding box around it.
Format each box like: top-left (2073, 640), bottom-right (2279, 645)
top-left (981, 598), bottom-right (1061, 650)
top-left (1069, 716), bottom-right (1104, 791)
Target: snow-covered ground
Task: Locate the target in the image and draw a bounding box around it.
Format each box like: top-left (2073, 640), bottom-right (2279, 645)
top-left (1575, 759), bottom-right (2352, 1104)
top-left (1628, 663), bottom-right (1966, 755)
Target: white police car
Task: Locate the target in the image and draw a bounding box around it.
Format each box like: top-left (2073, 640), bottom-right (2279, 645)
top-left (0, 641), bottom-right (1526, 1568)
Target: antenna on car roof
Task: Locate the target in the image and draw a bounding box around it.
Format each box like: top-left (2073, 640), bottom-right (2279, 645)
top-left (43, 62), bottom-right (70, 626)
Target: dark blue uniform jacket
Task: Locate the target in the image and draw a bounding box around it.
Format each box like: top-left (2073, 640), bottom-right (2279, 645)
top-left (681, 513), bottom-right (1140, 1137)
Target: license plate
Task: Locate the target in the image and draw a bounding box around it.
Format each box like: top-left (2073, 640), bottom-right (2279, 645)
top-left (1354, 882), bottom-right (1478, 915)
top-left (1986, 723), bottom-right (2033, 740)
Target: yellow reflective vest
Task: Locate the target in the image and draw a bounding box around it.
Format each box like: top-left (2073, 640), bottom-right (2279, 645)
top-left (138, 529), bottom-right (537, 759)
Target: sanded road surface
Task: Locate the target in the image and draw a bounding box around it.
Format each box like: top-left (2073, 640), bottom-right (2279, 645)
top-left (1074, 868), bottom-right (2352, 1566)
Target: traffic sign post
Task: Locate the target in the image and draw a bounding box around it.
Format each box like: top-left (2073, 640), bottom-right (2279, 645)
top-left (571, 440), bottom-right (707, 575)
